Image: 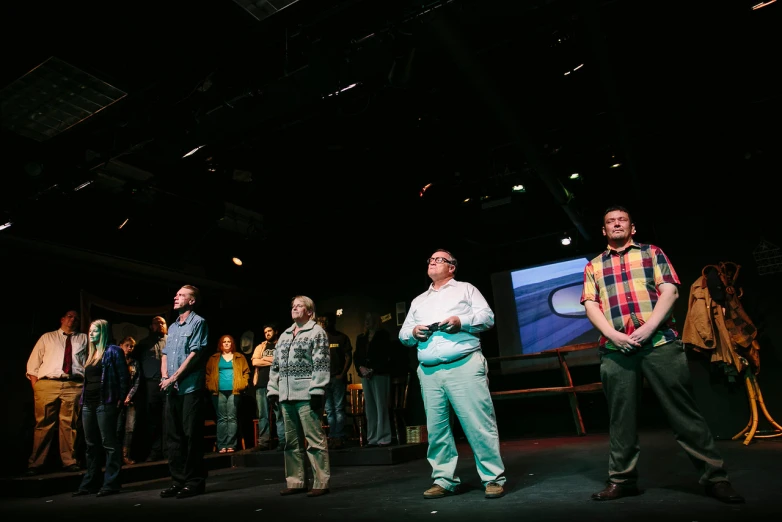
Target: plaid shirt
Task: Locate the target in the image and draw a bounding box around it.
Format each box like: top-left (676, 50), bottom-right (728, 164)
top-left (581, 241), bottom-right (680, 353)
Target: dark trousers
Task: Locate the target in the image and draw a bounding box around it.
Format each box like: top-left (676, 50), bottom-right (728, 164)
top-left (165, 391), bottom-right (206, 488)
top-left (600, 340), bottom-right (729, 486)
top-left (144, 380), bottom-right (166, 458)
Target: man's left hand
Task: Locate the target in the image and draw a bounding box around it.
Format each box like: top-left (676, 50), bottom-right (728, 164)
top-left (439, 316), bottom-right (462, 333)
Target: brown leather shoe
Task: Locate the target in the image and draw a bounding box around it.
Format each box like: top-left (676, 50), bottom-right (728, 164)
top-left (280, 487), bottom-right (308, 496)
top-left (705, 482), bottom-right (745, 504)
top-left (485, 481), bottom-right (505, 499)
top-left (591, 483), bottom-right (640, 501)
top-left (307, 488), bottom-right (330, 497)
top-left (423, 484), bottom-right (455, 499)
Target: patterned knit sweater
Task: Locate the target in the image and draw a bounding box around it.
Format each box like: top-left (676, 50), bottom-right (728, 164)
top-left (267, 320), bottom-right (330, 401)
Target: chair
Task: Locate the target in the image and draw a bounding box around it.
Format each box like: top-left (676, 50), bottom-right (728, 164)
top-left (346, 383), bottom-right (366, 446)
top-left (389, 373), bottom-right (411, 445)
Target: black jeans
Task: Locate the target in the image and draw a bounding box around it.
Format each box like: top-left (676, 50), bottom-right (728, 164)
top-left (165, 391), bottom-right (207, 488)
top-left (144, 380), bottom-right (166, 458)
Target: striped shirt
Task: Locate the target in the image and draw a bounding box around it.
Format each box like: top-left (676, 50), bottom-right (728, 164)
top-left (581, 242), bottom-right (680, 353)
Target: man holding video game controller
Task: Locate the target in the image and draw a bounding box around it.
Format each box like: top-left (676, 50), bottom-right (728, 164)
top-left (399, 249), bottom-right (506, 500)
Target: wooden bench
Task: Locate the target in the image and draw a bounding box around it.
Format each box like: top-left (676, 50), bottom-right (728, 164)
top-left (488, 342), bottom-right (602, 436)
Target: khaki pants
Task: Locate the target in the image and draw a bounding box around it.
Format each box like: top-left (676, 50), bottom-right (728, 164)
top-left (29, 379), bottom-right (83, 468)
top-left (280, 400), bottom-right (330, 490)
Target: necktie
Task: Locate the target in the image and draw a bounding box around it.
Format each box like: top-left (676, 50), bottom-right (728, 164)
top-left (62, 333), bottom-right (73, 375)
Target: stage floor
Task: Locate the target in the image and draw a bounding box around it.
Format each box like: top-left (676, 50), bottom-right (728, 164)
top-left (1, 430), bottom-right (779, 521)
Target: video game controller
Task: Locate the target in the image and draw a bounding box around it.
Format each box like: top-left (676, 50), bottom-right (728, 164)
top-left (427, 322), bottom-right (442, 333)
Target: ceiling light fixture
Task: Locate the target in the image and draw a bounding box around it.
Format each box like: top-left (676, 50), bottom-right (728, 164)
top-left (560, 235), bottom-right (572, 246)
top-left (74, 180), bottom-right (93, 191)
top-left (610, 163), bottom-right (622, 168)
top-left (232, 257), bottom-right (243, 266)
top-left (512, 184), bottom-right (526, 193)
top-left (569, 173), bottom-right (580, 180)
top-left (419, 183), bottom-right (433, 197)
top-left (0, 221), bottom-right (12, 231)
top-left (463, 197), bottom-right (471, 203)
top-left (118, 218), bottom-right (129, 230)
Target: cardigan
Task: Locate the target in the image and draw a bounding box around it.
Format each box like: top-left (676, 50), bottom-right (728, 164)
top-left (205, 352), bottom-right (250, 395)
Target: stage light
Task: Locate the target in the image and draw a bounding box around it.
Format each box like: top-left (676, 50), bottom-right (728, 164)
top-left (182, 145), bottom-right (206, 158)
top-left (0, 221), bottom-right (11, 231)
top-left (74, 180), bottom-right (93, 191)
top-left (752, 1), bottom-right (776, 10)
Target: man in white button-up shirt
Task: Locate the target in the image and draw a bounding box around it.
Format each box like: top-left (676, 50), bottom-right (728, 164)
top-left (25, 310), bottom-right (88, 475)
top-left (399, 249), bottom-right (506, 500)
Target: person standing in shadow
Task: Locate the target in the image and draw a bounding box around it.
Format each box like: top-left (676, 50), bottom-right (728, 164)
top-left (317, 312), bottom-right (352, 450)
top-left (117, 336), bottom-right (140, 466)
top-left (354, 311), bottom-right (393, 447)
top-left (137, 316), bottom-right (168, 462)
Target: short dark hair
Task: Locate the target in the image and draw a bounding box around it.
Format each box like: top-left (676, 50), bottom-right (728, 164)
top-left (434, 248), bottom-right (458, 273)
top-left (262, 323), bottom-right (278, 332)
top-left (603, 206), bottom-right (633, 225)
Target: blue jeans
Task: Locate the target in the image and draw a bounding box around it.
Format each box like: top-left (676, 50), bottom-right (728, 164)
top-left (79, 403), bottom-right (122, 493)
top-left (211, 391), bottom-right (240, 450)
top-left (324, 377), bottom-right (347, 438)
top-left (256, 386), bottom-right (285, 447)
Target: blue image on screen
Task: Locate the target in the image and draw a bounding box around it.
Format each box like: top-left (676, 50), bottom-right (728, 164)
top-left (511, 257), bottom-right (598, 355)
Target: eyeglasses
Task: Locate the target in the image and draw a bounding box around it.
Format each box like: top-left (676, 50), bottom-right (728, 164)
top-left (426, 257), bottom-right (455, 265)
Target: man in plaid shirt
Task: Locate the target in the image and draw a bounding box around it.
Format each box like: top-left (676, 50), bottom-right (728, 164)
top-left (581, 206), bottom-right (744, 504)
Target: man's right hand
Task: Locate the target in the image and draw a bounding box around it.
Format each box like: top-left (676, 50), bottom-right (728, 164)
top-left (610, 332), bottom-right (642, 355)
top-left (413, 325), bottom-right (434, 342)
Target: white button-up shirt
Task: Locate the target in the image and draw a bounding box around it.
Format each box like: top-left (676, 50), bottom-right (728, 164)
top-left (26, 329), bottom-right (88, 380)
top-left (399, 278), bottom-right (495, 366)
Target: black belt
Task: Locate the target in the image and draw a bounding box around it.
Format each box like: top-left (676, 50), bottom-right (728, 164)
top-left (420, 352), bottom-right (473, 368)
top-left (42, 376), bottom-right (84, 383)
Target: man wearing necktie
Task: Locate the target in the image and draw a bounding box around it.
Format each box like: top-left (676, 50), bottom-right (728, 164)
top-left (25, 310), bottom-right (88, 475)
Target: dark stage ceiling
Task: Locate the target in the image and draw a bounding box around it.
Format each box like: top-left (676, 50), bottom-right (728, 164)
top-left (1, 0), bottom-right (780, 296)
